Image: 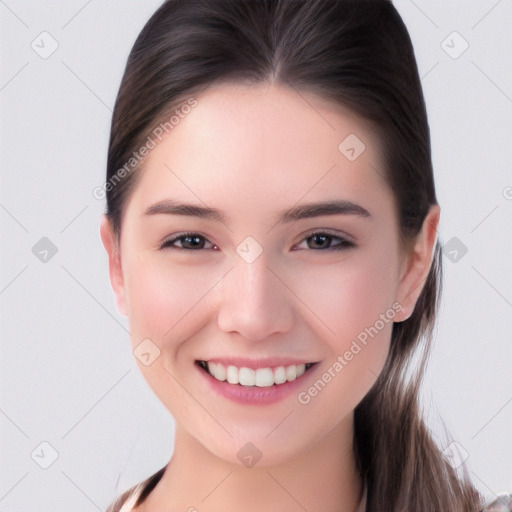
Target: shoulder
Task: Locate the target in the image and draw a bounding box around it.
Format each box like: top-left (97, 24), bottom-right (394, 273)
top-left (481, 493), bottom-right (512, 512)
top-left (105, 467), bottom-right (166, 512)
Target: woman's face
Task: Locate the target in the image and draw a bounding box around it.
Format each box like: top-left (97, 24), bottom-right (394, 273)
top-left (102, 82), bottom-right (437, 466)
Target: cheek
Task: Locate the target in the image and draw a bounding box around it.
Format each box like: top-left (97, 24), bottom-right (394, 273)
top-left (123, 255), bottom-right (222, 349)
top-left (292, 254), bottom-right (397, 426)
top-left (122, 256), bottom-right (224, 415)
top-left (288, 248), bottom-right (400, 345)
top-left (287, 247), bottom-right (399, 407)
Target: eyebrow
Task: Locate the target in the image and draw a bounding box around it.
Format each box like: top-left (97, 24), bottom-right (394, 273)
top-left (144, 199), bottom-right (226, 222)
top-left (143, 198), bottom-right (371, 223)
top-left (279, 200), bottom-right (371, 222)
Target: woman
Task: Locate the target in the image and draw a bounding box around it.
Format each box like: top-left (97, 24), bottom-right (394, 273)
top-left (100, 0), bottom-right (509, 510)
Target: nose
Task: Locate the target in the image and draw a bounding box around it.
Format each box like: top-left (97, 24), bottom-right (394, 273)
top-left (216, 255), bottom-right (294, 341)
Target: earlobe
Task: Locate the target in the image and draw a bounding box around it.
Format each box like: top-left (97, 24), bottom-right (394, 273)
top-left (99, 215), bottom-right (128, 316)
top-left (395, 204), bottom-right (441, 322)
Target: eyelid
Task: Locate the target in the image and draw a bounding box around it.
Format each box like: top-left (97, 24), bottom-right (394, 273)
top-left (158, 231), bottom-right (216, 250)
top-left (298, 228), bottom-right (355, 243)
top-left (293, 229), bottom-right (356, 250)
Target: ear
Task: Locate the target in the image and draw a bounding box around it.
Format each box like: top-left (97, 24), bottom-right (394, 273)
top-left (395, 204), bottom-right (440, 322)
top-left (100, 215), bottom-right (128, 316)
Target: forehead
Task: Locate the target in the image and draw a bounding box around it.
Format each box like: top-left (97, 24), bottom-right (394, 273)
top-left (126, 81), bottom-right (391, 222)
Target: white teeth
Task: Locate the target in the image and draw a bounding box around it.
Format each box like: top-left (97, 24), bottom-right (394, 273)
top-left (226, 365), bottom-right (239, 384)
top-left (255, 368), bottom-right (274, 387)
top-left (209, 362), bottom-right (226, 381)
top-left (273, 366), bottom-right (287, 385)
top-left (285, 365), bottom-right (296, 381)
top-left (239, 367), bottom-right (255, 386)
top-left (204, 361), bottom-right (312, 387)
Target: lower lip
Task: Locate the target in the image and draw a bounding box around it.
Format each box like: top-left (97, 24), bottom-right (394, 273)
top-left (196, 363), bottom-right (318, 405)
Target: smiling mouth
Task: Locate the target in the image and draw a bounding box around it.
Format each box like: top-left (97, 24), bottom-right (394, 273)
top-left (196, 360), bottom-right (316, 387)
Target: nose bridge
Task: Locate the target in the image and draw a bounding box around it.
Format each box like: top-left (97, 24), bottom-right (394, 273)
top-left (216, 253), bottom-right (294, 340)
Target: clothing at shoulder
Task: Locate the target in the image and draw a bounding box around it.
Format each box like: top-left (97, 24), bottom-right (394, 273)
top-left (482, 493), bottom-right (512, 512)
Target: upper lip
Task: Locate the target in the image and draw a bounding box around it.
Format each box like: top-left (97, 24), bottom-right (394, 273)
top-left (196, 357), bottom-right (317, 370)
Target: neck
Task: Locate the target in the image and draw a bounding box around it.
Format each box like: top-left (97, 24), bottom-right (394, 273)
top-left (141, 414), bottom-right (363, 512)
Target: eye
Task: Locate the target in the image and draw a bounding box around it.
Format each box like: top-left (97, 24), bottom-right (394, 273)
top-left (159, 232), bottom-right (218, 251)
top-left (295, 231), bottom-right (355, 251)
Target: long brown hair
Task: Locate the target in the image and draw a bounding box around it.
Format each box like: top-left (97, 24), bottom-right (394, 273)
top-left (105, 1), bottom-right (483, 510)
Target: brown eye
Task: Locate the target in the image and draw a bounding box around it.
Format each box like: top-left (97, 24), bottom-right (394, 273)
top-left (307, 233), bottom-right (332, 249)
top-left (295, 232), bottom-right (355, 251)
top-left (159, 233), bottom-right (216, 250)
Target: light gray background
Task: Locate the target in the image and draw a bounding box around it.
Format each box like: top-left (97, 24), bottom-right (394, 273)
top-left (1, 1), bottom-right (511, 510)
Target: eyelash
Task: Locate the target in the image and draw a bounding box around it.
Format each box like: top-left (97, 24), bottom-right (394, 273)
top-left (295, 230), bottom-right (356, 251)
top-left (158, 232), bottom-right (218, 251)
top-left (158, 230), bottom-right (356, 252)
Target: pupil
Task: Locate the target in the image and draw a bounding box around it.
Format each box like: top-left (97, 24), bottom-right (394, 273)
top-left (184, 236), bottom-right (203, 248)
top-left (311, 234), bottom-right (329, 249)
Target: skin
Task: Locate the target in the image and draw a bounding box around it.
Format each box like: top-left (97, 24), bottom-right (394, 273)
top-left (101, 81), bottom-right (440, 512)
